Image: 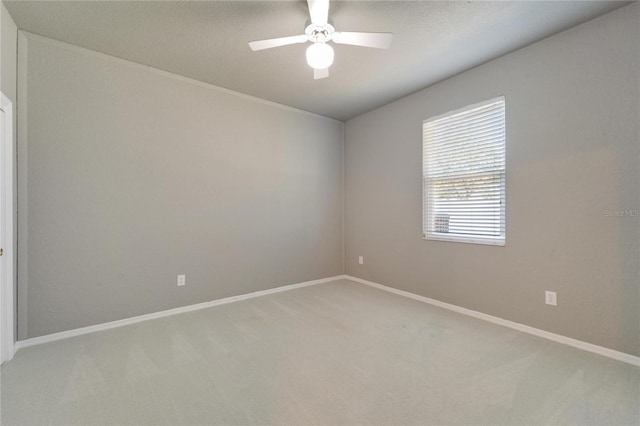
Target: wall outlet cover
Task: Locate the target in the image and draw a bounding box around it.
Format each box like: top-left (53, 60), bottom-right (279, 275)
top-left (545, 291), bottom-right (557, 306)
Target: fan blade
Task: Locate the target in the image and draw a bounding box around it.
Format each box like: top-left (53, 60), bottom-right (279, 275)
top-left (314, 68), bottom-right (329, 79)
top-left (307, 0), bottom-right (329, 26)
top-left (331, 32), bottom-right (393, 49)
top-left (249, 34), bottom-right (307, 51)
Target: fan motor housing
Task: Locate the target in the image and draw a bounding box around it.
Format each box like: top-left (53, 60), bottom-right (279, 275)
top-left (305, 24), bottom-right (335, 43)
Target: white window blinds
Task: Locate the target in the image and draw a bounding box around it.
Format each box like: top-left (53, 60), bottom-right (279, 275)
top-left (423, 97), bottom-right (506, 245)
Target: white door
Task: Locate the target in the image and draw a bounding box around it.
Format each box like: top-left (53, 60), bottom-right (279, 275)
top-left (0, 107), bottom-right (3, 363)
top-left (0, 92), bottom-right (14, 364)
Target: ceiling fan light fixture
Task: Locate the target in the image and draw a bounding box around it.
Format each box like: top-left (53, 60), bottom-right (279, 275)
top-left (306, 42), bottom-right (334, 69)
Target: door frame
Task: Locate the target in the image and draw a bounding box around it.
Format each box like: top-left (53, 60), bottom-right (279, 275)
top-left (0, 91), bottom-right (15, 364)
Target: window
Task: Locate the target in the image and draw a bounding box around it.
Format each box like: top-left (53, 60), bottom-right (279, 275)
top-left (423, 97), bottom-right (505, 246)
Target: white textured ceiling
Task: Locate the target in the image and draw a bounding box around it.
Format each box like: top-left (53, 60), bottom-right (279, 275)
top-left (4, 1), bottom-right (630, 121)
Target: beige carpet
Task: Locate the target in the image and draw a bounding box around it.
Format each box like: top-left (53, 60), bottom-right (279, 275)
top-left (1, 279), bottom-right (639, 425)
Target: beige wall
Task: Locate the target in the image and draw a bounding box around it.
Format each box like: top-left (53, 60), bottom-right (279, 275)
top-left (18, 33), bottom-right (344, 339)
top-left (345, 4), bottom-right (640, 355)
top-left (1, 2), bottom-right (17, 103)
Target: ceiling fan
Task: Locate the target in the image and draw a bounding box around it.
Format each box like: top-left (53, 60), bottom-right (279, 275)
top-left (248, 0), bottom-right (393, 80)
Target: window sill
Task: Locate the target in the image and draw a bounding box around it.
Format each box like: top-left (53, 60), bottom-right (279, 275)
top-left (423, 234), bottom-right (505, 246)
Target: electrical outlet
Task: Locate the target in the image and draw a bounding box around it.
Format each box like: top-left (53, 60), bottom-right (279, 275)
top-left (545, 291), bottom-right (557, 306)
top-left (177, 274), bottom-right (186, 287)
top-left (358, 256), bottom-right (364, 265)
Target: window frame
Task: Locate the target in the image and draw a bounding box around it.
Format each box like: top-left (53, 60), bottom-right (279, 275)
top-left (422, 96), bottom-right (506, 246)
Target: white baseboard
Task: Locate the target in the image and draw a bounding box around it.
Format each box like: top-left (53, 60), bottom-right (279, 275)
top-left (14, 274), bottom-right (639, 367)
top-left (345, 275), bottom-right (640, 367)
top-left (15, 275), bottom-right (348, 351)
